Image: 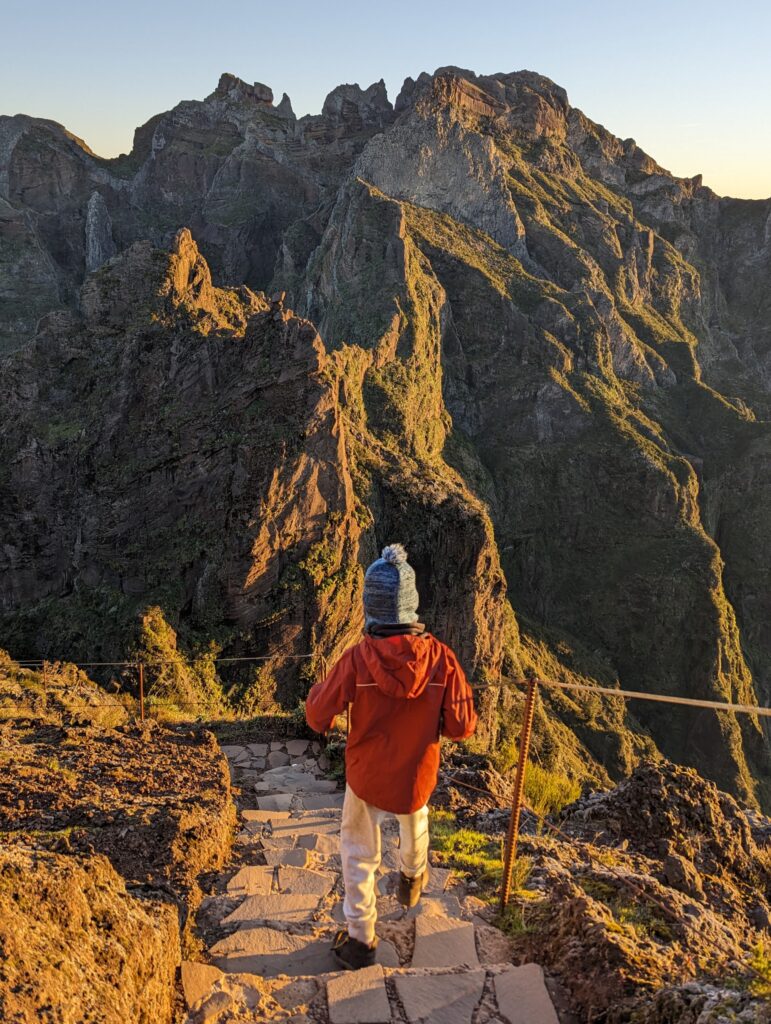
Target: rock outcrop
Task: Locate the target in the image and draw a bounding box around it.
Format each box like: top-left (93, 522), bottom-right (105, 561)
top-left (441, 758), bottom-right (771, 1022)
top-left (0, 847), bottom-right (181, 1024)
top-left (2, 68), bottom-right (771, 802)
top-left (0, 652), bottom-right (236, 1023)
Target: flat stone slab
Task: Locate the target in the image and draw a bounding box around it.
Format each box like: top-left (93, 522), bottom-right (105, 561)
top-left (248, 743), bottom-right (269, 756)
top-left (259, 834), bottom-right (297, 850)
top-left (278, 865), bottom-right (336, 897)
top-left (494, 964), bottom-right (560, 1024)
top-left (257, 793), bottom-right (295, 812)
top-left (297, 778), bottom-right (339, 793)
top-left (410, 916), bottom-right (479, 968)
top-left (268, 750), bottom-right (290, 767)
top-left (327, 964), bottom-right (390, 1024)
top-left (180, 961), bottom-right (223, 1009)
top-left (286, 739), bottom-right (310, 757)
top-left (242, 809), bottom-right (290, 824)
top-left (249, 756), bottom-right (266, 770)
top-left (416, 894), bottom-right (464, 919)
top-left (262, 847), bottom-right (311, 868)
top-left (395, 970), bottom-right (485, 1024)
top-left (256, 767), bottom-right (338, 794)
top-left (425, 867), bottom-right (453, 894)
top-left (299, 833), bottom-right (340, 856)
top-left (375, 939), bottom-right (400, 967)
top-left (270, 741), bottom-right (286, 751)
top-left (226, 866), bottom-right (274, 897)
top-left (300, 793), bottom-right (345, 810)
top-left (221, 745), bottom-right (248, 759)
top-left (222, 892), bottom-right (320, 924)
top-left (211, 926), bottom-right (339, 977)
top-left (270, 814), bottom-right (340, 841)
top-left (242, 808), bottom-right (290, 834)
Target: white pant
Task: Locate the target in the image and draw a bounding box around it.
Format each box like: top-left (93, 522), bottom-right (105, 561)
top-left (340, 785), bottom-right (429, 946)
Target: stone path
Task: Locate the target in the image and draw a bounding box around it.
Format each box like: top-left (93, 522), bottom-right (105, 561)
top-left (181, 738), bottom-right (562, 1023)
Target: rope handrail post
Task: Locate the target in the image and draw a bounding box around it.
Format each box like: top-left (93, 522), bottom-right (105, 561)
top-left (500, 675), bottom-right (538, 911)
top-left (138, 662), bottom-right (145, 722)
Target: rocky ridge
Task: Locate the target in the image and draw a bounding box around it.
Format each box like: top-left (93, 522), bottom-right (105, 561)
top-left (1, 68), bottom-right (771, 805)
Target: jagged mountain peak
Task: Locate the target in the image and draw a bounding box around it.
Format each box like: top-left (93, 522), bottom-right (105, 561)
top-left (2, 64), bottom-right (771, 810)
top-left (210, 71), bottom-right (274, 106)
top-left (79, 227), bottom-right (265, 332)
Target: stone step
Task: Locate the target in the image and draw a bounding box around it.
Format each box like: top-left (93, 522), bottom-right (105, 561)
top-left (268, 812), bottom-right (341, 842)
top-left (410, 914), bottom-right (480, 968)
top-left (395, 968), bottom-right (486, 1024)
top-left (493, 963), bottom-right (560, 1024)
top-left (209, 925), bottom-right (398, 977)
top-left (226, 865), bottom-right (274, 896)
top-left (299, 792), bottom-right (345, 810)
top-left (182, 959), bottom-right (560, 1024)
top-left (255, 777), bottom-right (339, 795)
top-left (262, 847), bottom-right (312, 868)
top-left (297, 832), bottom-right (340, 856)
top-left (222, 891), bottom-right (322, 925)
top-left (256, 793), bottom-right (295, 812)
top-left (326, 963), bottom-right (390, 1024)
top-left (241, 808), bottom-right (290, 833)
top-left (278, 864), bottom-right (337, 897)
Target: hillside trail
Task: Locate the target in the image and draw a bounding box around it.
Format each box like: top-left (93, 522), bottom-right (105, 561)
top-left (179, 737), bottom-right (564, 1023)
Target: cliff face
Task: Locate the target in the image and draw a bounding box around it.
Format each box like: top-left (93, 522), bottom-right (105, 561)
top-left (1, 69), bottom-right (770, 803)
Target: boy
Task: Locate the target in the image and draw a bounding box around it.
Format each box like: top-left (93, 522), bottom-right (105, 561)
top-left (305, 543), bottom-right (477, 970)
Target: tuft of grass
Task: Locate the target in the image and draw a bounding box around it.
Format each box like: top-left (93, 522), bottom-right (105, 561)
top-left (748, 943), bottom-right (771, 998)
top-left (583, 876), bottom-right (674, 944)
top-left (494, 902), bottom-right (534, 938)
top-left (429, 809), bottom-right (531, 897)
top-left (40, 757), bottom-right (77, 785)
top-left (524, 763), bottom-right (581, 819)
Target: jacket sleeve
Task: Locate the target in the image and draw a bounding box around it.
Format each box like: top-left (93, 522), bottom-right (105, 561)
top-left (305, 649), bottom-right (357, 734)
top-left (440, 645), bottom-right (478, 740)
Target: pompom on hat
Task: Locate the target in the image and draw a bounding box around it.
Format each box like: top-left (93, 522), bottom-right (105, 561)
top-left (363, 543), bottom-right (420, 629)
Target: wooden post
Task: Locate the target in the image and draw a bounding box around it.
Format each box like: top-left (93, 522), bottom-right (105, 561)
top-left (138, 662), bottom-right (145, 722)
top-left (500, 676), bottom-right (538, 911)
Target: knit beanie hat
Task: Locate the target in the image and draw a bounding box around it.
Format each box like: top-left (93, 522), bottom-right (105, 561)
top-left (363, 543), bottom-right (420, 629)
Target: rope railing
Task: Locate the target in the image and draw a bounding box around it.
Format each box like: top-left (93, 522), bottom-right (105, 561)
top-left (4, 655), bottom-right (770, 718)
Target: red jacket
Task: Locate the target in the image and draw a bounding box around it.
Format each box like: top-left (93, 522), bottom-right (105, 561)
top-left (305, 633), bottom-right (477, 814)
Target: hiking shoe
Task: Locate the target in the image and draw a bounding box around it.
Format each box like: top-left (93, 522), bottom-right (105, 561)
top-left (332, 929), bottom-right (378, 970)
top-left (398, 866), bottom-right (430, 908)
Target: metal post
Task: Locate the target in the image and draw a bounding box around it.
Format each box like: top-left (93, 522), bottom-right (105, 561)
top-left (138, 662), bottom-right (145, 722)
top-left (500, 676), bottom-right (538, 910)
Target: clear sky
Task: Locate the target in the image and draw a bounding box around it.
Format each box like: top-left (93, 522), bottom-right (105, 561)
top-left (2, 0), bottom-right (769, 199)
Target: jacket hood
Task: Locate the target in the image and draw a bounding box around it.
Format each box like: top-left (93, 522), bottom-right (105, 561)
top-left (360, 634), bottom-right (439, 699)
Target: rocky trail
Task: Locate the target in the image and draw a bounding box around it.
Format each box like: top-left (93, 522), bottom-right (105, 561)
top-left (179, 738), bottom-right (563, 1024)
